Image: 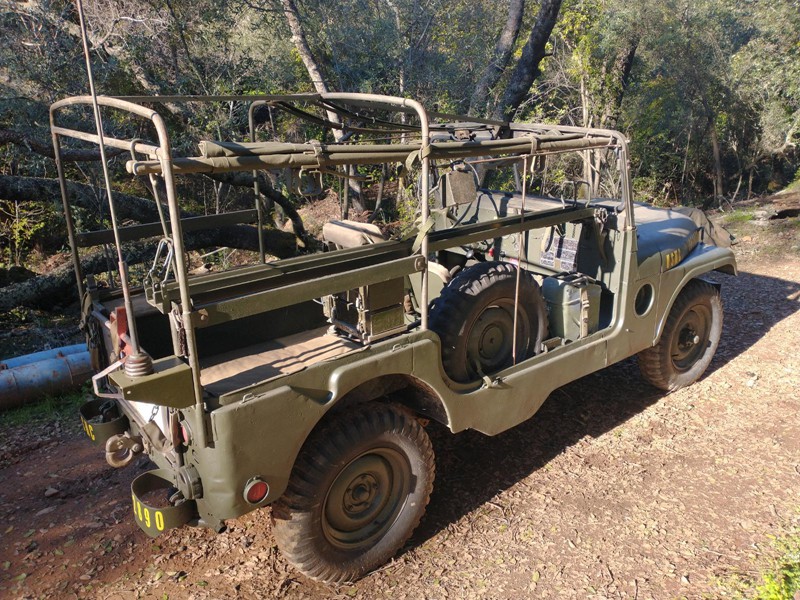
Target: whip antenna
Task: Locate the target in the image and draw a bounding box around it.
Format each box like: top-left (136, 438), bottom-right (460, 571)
top-left (75, 0), bottom-right (152, 376)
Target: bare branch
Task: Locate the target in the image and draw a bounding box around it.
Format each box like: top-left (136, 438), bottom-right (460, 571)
top-left (201, 171), bottom-right (311, 243)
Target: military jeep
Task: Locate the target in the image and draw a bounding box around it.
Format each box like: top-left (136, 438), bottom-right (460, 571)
top-left (52, 92), bottom-right (736, 583)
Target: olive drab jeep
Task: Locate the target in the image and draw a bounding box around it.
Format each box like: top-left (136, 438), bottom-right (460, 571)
top-left (52, 92), bottom-right (736, 583)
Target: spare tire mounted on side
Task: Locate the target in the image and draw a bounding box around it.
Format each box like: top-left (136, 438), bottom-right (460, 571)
top-left (429, 261), bottom-right (548, 383)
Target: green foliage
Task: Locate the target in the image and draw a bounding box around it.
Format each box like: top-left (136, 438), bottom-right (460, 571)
top-left (1, 0), bottom-right (799, 227)
top-left (0, 199), bottom-right (54, 266)
top-left (722, 209), bottom-right (755, 225)
top-left (395, 192), bottom-right (419, 229)
top-left (716, 525), bottom-right (800, 600)
top-left (0, 387), bottom-right (87, 428)
top-left (755, 556), bottom-right (800, 600)
top-left (483, 167), bottom-right (517, 193)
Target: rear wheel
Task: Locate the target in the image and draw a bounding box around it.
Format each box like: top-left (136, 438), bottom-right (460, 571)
top-left (638, 279), bottom-right (722, 391)
top-left (271, 403), bottom-right (434, 583)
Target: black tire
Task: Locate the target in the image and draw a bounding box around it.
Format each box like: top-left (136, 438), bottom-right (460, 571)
top-left (638, 279), bottom-right (723, 391)
top-left (429, 261), bottom-right (548, 383)
top-left (271, 403), bottom-right (435, 583)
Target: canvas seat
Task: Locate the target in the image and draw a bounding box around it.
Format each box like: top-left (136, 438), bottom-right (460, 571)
top-left (322, 219), bottom-right (386, 249)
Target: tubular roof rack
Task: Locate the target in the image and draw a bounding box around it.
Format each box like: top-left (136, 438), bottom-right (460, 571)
top-left (127, 133), bottom-right (616, 176)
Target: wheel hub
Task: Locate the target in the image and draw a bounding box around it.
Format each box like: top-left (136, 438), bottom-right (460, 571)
top-left (468, 306), bottom-right (516, 373)
top-left (344, 473), bottom-right (378, 511)
top-left (323, 449), bottom-right (411, 547)
top-left (479, 322), bottom-right (506, 358)
top-left (671, 306), bottom-right (711, 371)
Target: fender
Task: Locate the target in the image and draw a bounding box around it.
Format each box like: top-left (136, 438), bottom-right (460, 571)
top-left (654, 243), bottom-right (737, 341)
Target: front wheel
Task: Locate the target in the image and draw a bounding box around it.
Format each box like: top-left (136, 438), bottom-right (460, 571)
top-left (271, 403), bottom-right (435, 583)
top-left (638, 279), bottom-right (723, 391)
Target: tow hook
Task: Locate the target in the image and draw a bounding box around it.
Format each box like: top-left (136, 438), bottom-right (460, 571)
top-left (105, 432), bottom-right (144, 468)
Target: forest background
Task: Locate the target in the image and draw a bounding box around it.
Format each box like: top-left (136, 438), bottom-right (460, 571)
top-left (0, 0), bottom-right (798, 307)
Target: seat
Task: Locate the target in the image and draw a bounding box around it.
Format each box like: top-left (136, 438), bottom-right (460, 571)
top-left (322, 220), bottom-right (386, 249)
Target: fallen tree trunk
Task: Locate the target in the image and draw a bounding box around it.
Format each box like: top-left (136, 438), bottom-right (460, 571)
top-left (0, 216), bottom-right (302, 311)
top-left (0, 175), bottom-right (175, 223)
top-left (0, 129), bottom-right (125, 162)
top-left (0, 242), bottom-right (157, 311)
top-left (0, 174), bottom-right (299, 254)
top-left (0, 175), bottom-right (304, 309)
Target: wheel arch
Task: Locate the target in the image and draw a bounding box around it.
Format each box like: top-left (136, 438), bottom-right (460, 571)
top-left (324, 374), bottom-right (450, 427)
top-left (654, 248), bottom-right (734, 341)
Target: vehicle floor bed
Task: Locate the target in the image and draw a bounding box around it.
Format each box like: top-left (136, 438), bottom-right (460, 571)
top-left (199, 326), bottom-right (360, 397)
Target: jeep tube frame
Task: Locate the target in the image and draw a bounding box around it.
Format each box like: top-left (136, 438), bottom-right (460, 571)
top-left (51, 92), bottom-right (736, 582)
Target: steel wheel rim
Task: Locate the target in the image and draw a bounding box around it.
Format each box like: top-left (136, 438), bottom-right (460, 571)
top-left (466, 300), bottom-right (529, 376)
top-left (670, 304), bottom-right (711, 371)
top-left (323, 448), bottom-right (411, 548)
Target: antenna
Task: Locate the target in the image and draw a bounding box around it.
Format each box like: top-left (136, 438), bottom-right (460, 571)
top-left (75, 0), bottom-right (153, 377)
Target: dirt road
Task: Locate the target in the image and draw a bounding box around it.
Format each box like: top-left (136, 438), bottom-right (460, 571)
top-left (1, 230), bottom-right (799, 599)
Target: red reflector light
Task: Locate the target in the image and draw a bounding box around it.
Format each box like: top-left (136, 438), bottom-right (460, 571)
top-left (177, 420), bottom-right (191, 446)
top-left (244, 479), bottom-right (269, 504)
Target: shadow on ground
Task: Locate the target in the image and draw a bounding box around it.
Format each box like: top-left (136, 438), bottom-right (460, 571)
top-left (408, 267), bottom-right (800, 550)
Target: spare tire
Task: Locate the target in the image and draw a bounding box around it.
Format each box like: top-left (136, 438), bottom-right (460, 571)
top-left (429, 261), bottom-right (547, 383)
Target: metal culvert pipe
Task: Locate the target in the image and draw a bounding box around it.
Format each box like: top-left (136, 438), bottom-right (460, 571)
top-left (0, 343), bottom-right (87, 369)
top-left (0, 345), bottom-right (92, 410)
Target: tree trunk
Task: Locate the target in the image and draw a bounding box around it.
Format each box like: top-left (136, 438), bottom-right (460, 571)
top-left (579, 70), bottom-right (591, 128)
top-left (493, 0), bottom-right (563, 121)
top-left (600, 38), bottom-right (638, 129)
top-left (710, 120), bottom-right (724, 202)
top-left (469, 0), bottom-right (525, 116)
top-left (0, 129), bottom-right (125, 162)
top-left (0, 242), bottom-right (156, 311)
top-left (0, 220), bottom-right (298, 311)
top-left (282, 0), bottom-right (330, 96)
top-left (0, 176), bottom-right (176, 223)
top-left (280, 0), bottom-right (365, 212)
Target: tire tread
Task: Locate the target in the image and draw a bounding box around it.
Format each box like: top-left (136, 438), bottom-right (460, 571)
top-left (272, 403), bottom-right (434, 583)
top-left (638, 279), bottom-right (722, 391)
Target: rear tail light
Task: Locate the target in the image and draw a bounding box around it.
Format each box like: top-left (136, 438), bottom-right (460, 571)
top-left (244, 478), bottom-right (269, 504)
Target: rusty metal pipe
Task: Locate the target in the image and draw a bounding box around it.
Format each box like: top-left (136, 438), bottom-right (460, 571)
top-left (0, 351), bottom-right (92, 410)
top-left (0, 343), bottom-right (86, 370)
